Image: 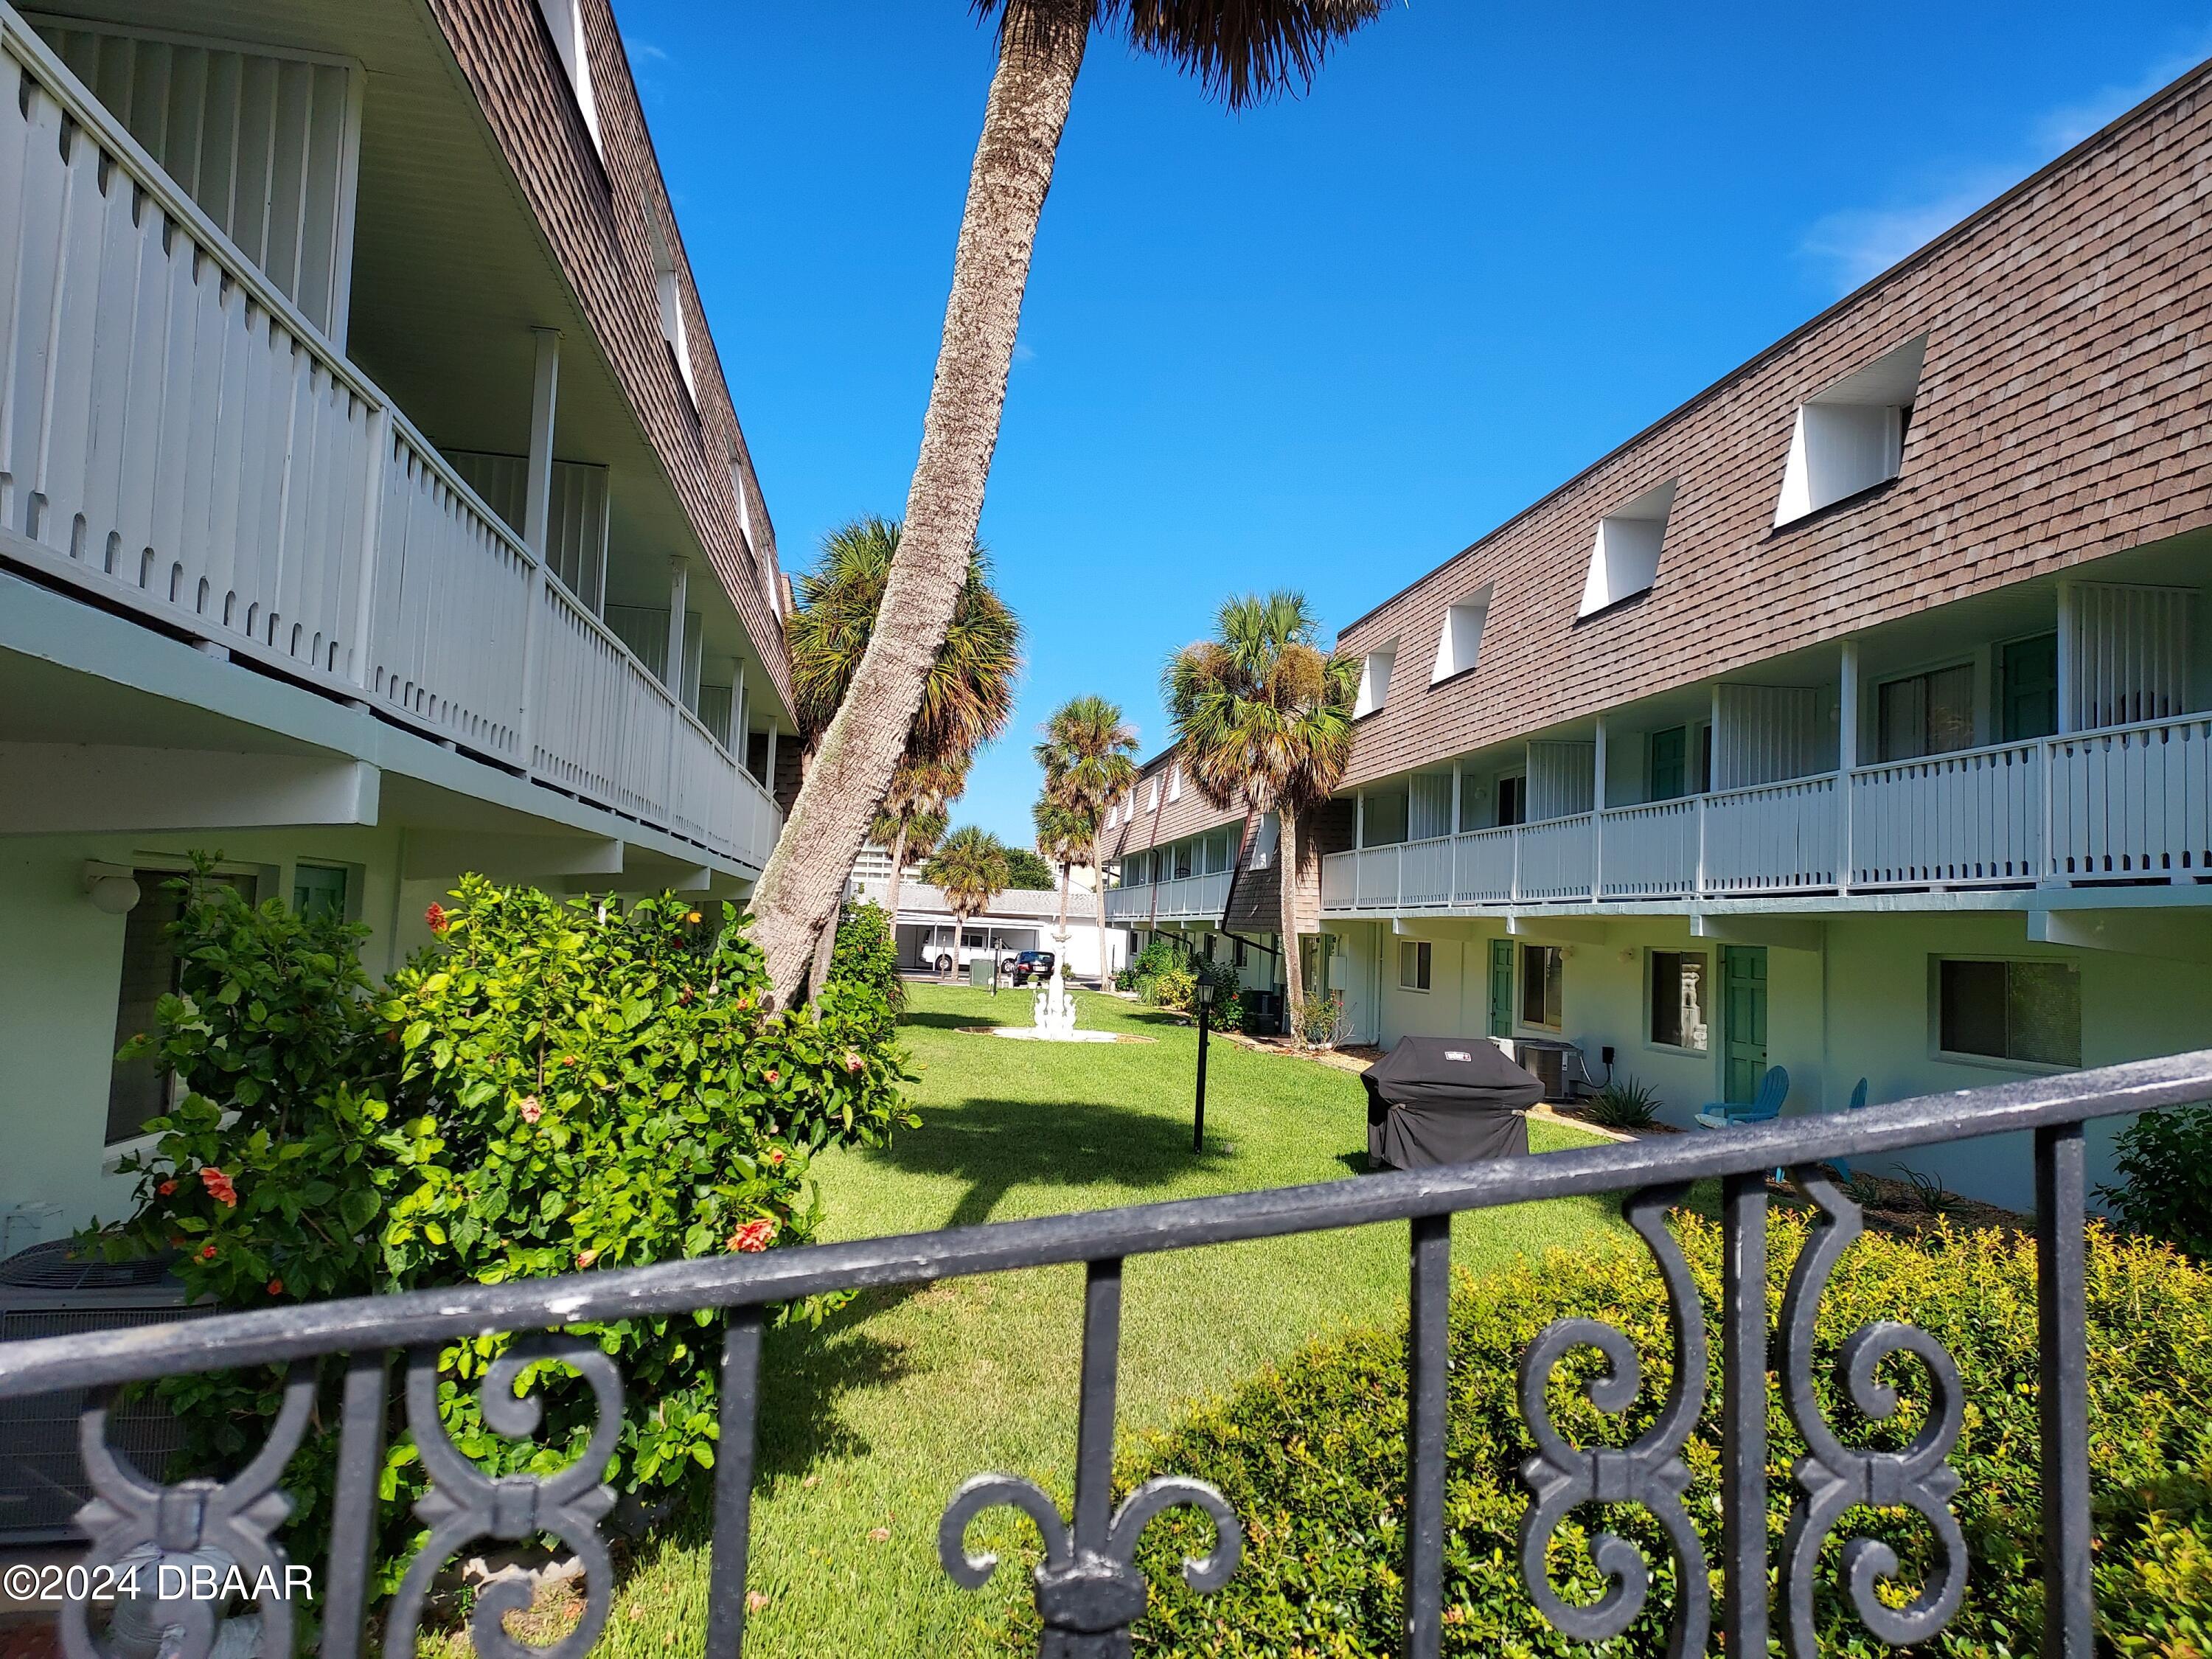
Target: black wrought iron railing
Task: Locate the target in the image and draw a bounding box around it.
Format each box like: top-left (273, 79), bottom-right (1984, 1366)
top-left (3, 1051), bottom-right (2207, 1659)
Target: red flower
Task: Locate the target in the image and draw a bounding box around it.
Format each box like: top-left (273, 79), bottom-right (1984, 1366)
top-left (726, 1218), bottom-right (777, 1253)
top-left (766, 1150), bottom-right (785, 1166)
top-left (157, 1180), bottom-right (178, 1197)
top-left (199, 1167), bottom-right (238, 1208)
top-left (842, 1051), bottom-right (864, 1075)
top-left (267, 1278), bottom-right (283, 1296)
top-left (200, 1244), bottom-right (218, 1260)
top-left (763, 1068), bottom-right (780, 1085)
top-left (518, 1096), bottom-right (543, 1124)
top-left (425, 902), bottom-right (451, 933)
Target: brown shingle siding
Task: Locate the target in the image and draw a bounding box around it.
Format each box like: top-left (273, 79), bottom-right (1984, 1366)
top-left (1335, 63), bottom-right (2212, 787)
top-left (425, 0), bottom-right (790, 711)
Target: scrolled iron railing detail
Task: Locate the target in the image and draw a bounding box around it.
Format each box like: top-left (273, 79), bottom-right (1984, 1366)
top-left (1778, 1169), bottom-right (1966, 1655)
top-left (938, 1472), bottom-right (1241, 1659)
top-left (63, 1366), bottom-right (316, 1659)
top-left (1516, 1183), bottom-right (1710, 1655)
top-left (385, 1335), bottom-right (622, 1659)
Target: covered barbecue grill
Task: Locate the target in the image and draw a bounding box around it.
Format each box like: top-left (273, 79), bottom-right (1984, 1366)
top-left (1363, 1036), bottom-right (1544, 1171)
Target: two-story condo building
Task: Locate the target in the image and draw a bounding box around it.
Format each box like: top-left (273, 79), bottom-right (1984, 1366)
top-left (0, 0), bottom-right (795, 1239)
top-left (1109, 60), bottom-right (2212, 1209)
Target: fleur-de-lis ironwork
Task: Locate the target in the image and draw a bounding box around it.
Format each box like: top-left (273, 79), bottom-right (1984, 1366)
top-left (64, 1366), bottom-right (313, 1659)
top-left (385, 1335), bottom-right (621, 1659)
top-left (939, 1471), bottom-right (1241, 1659)
top-left (1517, 1183), bottom-right (1709, 1658)
top-left (1778, 1169), bottom-right (1966, 1655)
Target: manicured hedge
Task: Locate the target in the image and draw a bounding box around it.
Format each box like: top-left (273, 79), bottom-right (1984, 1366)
top-left (1105, 1211), bottom-right (2212, 1657)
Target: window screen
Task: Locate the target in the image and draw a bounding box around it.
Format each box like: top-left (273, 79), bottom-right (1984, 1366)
top-left (1520, 944), bottom-right (1563, 1029)
top-left (1878, 665), bottom-right (1976, 761)
top-left (1649, 950), bottom-right (1709, 1051)
top-left (293, 863), bottom-right (349, 922)
top-left (108, 870), bottom-right (255, 1145)
top-left (1937, 959), bottom-right (2080, 1067)
top-left (1398, 940), bottom-right (1432, 992)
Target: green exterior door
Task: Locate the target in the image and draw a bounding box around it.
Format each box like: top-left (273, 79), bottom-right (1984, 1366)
top-left (1721, 946), bottom-right (1768, 1104)
top-left (1487, 939), bottom-right (1513, 1038)
top-left (2002, 633), bottom-right (2059, 741)
top-left (1649, 726), bottom-right (1688, 800)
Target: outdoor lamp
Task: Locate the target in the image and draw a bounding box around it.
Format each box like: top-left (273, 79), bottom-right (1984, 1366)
top-left (80, 861), bottom-right (141, 915)
top-left (1194, 981), bottom-right (1216, 1008)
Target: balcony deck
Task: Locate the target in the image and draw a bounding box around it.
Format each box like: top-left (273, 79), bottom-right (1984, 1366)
top-left (0, 7), bottom-right (779, 873)
top-left (1321, 717), bottom-right (2212, 917)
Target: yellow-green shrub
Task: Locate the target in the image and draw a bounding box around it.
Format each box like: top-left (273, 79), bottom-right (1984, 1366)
top-left (1113, 1212), bottom-right (2212, 1657)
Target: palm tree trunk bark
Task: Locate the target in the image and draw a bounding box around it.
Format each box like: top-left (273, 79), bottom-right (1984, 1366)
top-left (883, 820), bottom-right (911, 920)
top-left (742, 4), bottom-right (1089, 1009)
top-left (1091, 849), bottom-right (1110, 989)
top-left (1278, 806), bottom-right (1309, 1044)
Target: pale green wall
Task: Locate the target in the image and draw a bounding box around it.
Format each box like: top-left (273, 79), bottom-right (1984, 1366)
top-left (1338, 908), bottom-right (2212, 1213)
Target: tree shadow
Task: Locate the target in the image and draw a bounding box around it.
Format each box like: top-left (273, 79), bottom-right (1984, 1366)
top-left (748, 1287), bottom-right (919, 1484)
top-left (866, 1095), bottom-right (1231, 1231)
top-left (896, 1007), bottom-right (998, 1032)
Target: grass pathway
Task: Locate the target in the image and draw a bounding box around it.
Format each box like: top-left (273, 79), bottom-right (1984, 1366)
top-left (590, 984), bottom-right (1621, 1658)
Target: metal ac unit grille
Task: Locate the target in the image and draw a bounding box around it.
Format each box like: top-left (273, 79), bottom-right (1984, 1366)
top-left (0, 1245), bottom-right (204, 1543)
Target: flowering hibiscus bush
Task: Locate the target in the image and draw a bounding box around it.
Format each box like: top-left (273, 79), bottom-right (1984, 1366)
top-left (100, 863), bottom-right (914, 1595)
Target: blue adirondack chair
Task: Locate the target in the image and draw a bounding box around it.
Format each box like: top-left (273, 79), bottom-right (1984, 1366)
top-left (1694, 1065), bottom-right (1789, 1130)
top-left (1826, 1078), bottom-right (1872, 1181)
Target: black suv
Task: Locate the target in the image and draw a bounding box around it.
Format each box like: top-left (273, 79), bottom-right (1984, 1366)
top-left (1008, 950), bottom-right (1057, 986)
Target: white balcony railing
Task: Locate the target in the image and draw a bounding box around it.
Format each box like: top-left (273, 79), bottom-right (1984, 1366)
top-left (1102, 871), bottom-right (1234, 925)
top-left (1321, 716), bottom-right (2212, 912)
top-left (0, 11), bottom-right (780, 872)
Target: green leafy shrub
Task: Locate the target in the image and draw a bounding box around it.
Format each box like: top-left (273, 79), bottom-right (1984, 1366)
top-left (1298, 988), bottom-right (1346, 1046)
top-left (821, 899), bottom-right (905, 1048)
top-left (1122, 937), bottom-right (1180, 998)
top-left (1581, 1074), bottom-right (1661, 1130)
top-left (2102, 1103), bottom-right (2212, 1260)
top-left (102, 866), bottom-right (915, 1597)
top-left (1151, 966), bottom-right (1198, 1011)
top-left (1108, 1211), bottom-right (2212, 1657)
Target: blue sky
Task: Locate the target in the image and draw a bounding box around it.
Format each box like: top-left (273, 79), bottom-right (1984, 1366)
top-left (618, 1), bottom-right (2209, 847)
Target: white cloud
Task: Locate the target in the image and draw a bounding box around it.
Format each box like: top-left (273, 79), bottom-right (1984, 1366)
top-left (1799, 40), bottom-right (2212, 295)
top-left (628, 38), bottom-right (671, 63)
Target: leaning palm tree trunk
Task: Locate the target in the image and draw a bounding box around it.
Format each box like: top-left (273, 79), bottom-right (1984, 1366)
top-left (745, 6), bottom-right (1088, 1008)
top-left (883, 821), bottom-right (911, 920)
top-left (1278, 806), bottom-right (1308, 1042)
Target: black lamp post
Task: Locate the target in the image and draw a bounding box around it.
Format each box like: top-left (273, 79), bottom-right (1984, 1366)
top-left (1192, 979), bottom-right (1215, 1153)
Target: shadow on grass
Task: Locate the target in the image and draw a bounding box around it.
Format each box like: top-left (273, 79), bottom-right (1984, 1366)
top-left (750, 1290), bottom-right (919, 1484)
top-left (868, 1095), bottom-right (1231, 1231)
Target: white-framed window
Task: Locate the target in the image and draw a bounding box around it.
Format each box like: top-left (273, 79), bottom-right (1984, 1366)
top-left (1578, 481), bottom-right (1676, 616)
top-left (1519, 943), bottom-right (1564, 1030)
top-left (1934, 957), bottom-right (2081, 1068)
top-left (1774, 335), bottom-right (1926, 526)
top-left (1398, 939), bottom-right (1433, 992)
top-left (1354, 641), bottom-right (1398, 718)
top-left (108, 866), bottom-right (260, 1147)
top-left (1430, 587), bottom-right (1490, 683)
top-left (1647, 950), bottom-right (1709, 1053)
top-left (292, 862), bottom-right (352, 923)
top-left (533, 0), bottom-right (603, 156)
top-left (647, 215), bottom-right (698, 406)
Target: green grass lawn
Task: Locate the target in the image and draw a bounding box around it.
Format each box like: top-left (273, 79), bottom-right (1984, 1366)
top-left (585, 984), bottom-right (1622, 1658)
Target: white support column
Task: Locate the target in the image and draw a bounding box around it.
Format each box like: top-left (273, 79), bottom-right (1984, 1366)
top-left (733, 659), bottom-right (750, 772)
top-left (1838, 639), bottom-right (1860, 895)
top-left (1355, 790), bottom-right (1366, 849)
top-left (1708, 685), bottom-right (1726, 793)
top-left (517, 328), bottom-right (561, 771)
top-left (1591, 715), bottom-right (1607, 902)
top-left (1448, 762), bottom-right (1464, 906)
top-left (2055, 582), bottom-right (2077, 735)
top-left (765, 724), bottom-right (779, 799)
top-left (663, 557), bottom-right (689, 696)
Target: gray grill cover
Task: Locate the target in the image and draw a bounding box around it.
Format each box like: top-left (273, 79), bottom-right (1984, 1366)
top-left (1363, 1037), bottom-right (1542, 1170)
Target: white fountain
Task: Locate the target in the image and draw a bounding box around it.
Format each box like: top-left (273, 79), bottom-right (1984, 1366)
top-left (987, 933), bottom-right (1118, 1042)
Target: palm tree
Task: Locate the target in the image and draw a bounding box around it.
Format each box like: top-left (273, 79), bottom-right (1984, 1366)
top-left (873, 752), bottom-right (967, 919)
top-left (1032, 796), bottom-right (1094, 942)
top-left (1164, 591), bottom-right (1356, 1040)
top-left (1034, 695), bottom-right (1139, 986)
top-left (744, 3), bottom-right (1388, 1008)
top-left (783, 518), bottom-right (1016, 992)
top-left (923, 826), bottom-right (1012, 970)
